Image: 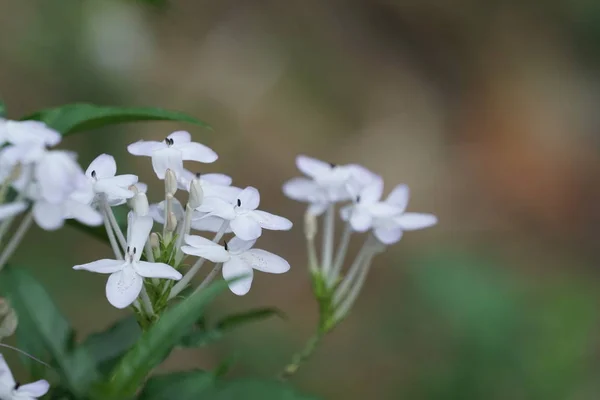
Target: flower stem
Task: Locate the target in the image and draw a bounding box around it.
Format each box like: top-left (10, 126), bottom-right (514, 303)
top-left (321, 205), bottom-right (335, 275)
top-left (102, 208), bottom-right (123, 260)
top-left (279, 332), bottom-right (323, 381)
top-left (0, 211), bottom-right (34, 272)
top-left (328, 221), bottom-right (352, 286)
top-left (102, 200), bottom-right (126, 251)
top-left (140, 285), bottom-right (155, 317)
top-left (173, 204), bottom-right (193, 265)
top-left (332, 253), bottom-right (375, 322)
top-left (193, 262), bottom-right (222, 294)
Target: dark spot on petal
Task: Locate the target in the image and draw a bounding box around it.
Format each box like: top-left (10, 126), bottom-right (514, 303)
top-left (329, 162), bottom-right (336, 168)
top-left (195, 172), bottom-right (201, 178)
top-left (91, 170), bottom-right (96, 178)
top-left (223, 240), bottom-right (228, 251)
top-left (126, 246), bottom-right (130, 253)
top-left (356, 196), bottom-right (361, 203)
top-left (132, 247), bottom-right (136, 254)
top-left (14, 382), bottom-right (20, 390)
top-left (237, 199), bottom-right (241, 207)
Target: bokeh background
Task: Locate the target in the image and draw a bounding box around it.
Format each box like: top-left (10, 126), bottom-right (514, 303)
top-left (2, 0), bottom-right (600, 398)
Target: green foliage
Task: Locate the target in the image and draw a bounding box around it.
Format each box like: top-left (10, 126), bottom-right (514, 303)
top-left (0, 267), bottom-right (99, 398)
top-left (99, 280), bottom-right (231, 399)
top-left (21, 103), bottom-right (210, 136)
top-left (139, 370), bottom-right (319, 400)
top-left (0, 99), bottom-right (6, 118)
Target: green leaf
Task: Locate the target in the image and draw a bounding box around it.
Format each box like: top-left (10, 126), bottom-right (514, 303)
top-left (0, 100), bottom-right (6, 118)
top-left (80, 316), bottom-right (141, 375)
top-left (140, 371), bottom-right (319, 400)
top-left (0, 267), bottom-right (99, 397)
top-left (21, 103), bottom-right (211, 136)
top-left (101, 280), bottom-right (230, 398)
top-left (179, 307), bottom-right (284, 348)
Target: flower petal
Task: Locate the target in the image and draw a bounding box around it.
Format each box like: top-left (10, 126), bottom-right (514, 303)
top-left (395, 213), bottom-right (437, 231)
top-left (16, 380), bottom-right (50, 397)
top-left (0, 354), bottom-right (15, 388)
top-left (282, 177), bottom-right (319, 202)
top-left (105, 267), bottom-right (143, 309)
top-left (0, 202), bottom-right (27, 221)
top-left (204, 185), bottom-right (243, 203)
top-left (296, 155), bottom-right (331, 179)
top-left (178, 142), bottom-right (218, 163)
top-left (66, 200), bottom-right (103, 226)
top-left (168, 130), bottom-right (191, 143)
top-left (222, 257), bottom-right (254, 296)
top-left (151, 147), bottom-right (183, 180)
top-left (386, 184), bottom-right (409, 212)
top-left (230, 215), bottom-right (262, 240)
top-left (74, 259), bottom-right (124, 273)
top-left (196, 197), bottom-right (235, 219)
top-left (240, 249), bottom-right (290, 273)
top-left (308, 202), bottom-right (328, 216)
top-left (128, 215), bottom-right (153, 259)
top-left (359, 176), bottom-right (384, 204)
top-left (202, 173), bottom-right (232, 186)
top-left (339, 205), bottom-right (352, 221)
top-left (94, 181), bottom-right (135, 199)
top-left (181, 245), bottom-right (230, 263)
top-left (86, 154), bottom-right (116, 179)
top-left (33, 201), bottom-right (64, 231)
top-left (368, 202), bottom-right (402, 218)
top-left (350, 208), bottom-right (372, 232)
top-left (190, 215), bottom-right (232, 232)
top-left (374, 226), bottom-right (403, 245)
top-left (236, 187), bottom-right (260, 210)
top-left (226, 236), bottom-right (256, 254)
top-left (251, 210), bottom-right (292, 231)
top-left (127, 140), bottom-right (164, 156)
top-left (136, 261), bottom-right (182, 280)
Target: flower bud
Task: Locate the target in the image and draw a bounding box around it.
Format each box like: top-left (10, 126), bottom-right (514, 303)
top-left (165, 169), bottom-right (178, 196)
top-left (0, 298), bottom-right (17, 340)
top-left (304, 210), bottom-right (318, 240)
top-left (166, 211), bottom-right (178, 233)
top-left (130, 191), bottom-right (149, 216)
top-left (150, 232), bottom-right (160, 250)
top-left (188, 178), bottom-right (204, 209)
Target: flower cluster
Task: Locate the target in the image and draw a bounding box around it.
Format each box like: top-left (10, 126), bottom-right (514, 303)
top-left (0, 354), bottom-right (49, 400)
top-left (282, 155), bottom-right (437, 325)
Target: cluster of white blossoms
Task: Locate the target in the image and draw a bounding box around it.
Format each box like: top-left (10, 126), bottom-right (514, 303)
top-left (0, 355), bottom-right (49, 400)
top-left (283, 155), bottom-right (437, 322)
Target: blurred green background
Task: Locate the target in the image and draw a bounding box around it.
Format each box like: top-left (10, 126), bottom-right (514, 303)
top-left (3, 0), bottom-right (600, 398)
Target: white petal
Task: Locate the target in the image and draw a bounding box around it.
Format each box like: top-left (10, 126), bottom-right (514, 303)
top-left (240, 249), bottom-right (290, 273)
top-left (151, 198), bottom-right (185, 222)
top-left (128, 215), bottom-right (153, 259)
top-left (0, 355), bottom-right (15, 388)
top-left (251, 210), bottom-right (292, 231)
top-left (86, 154), bottom-right (116, 179)
top-left (151, 147), bottom-right (183, 179)
top-left (178, 142), bottom-right (218, 163)
top-left (134, 182), bottom-right (148, 193)
top-left (296, 155), bottom-right (332, 179)
top-left (226, 236), bottom-right (256, 254)
top-left (368, 202), bottom-right (402, 218)
top-left (203, 185), bottom-right (242, 203)
top-left (181, 239), bottom-right (230, 263)
top-left (395, 213), bottom-right (437, 231)
top-left (222, 257), bottom-right (254, 296)
top-left (105, 267), bottom-right (143, 309)
top-left (236, 187), bottom-right (260, 210)
top-left (190, 215), bottom-right (232, 232)
top-left (135, 261), bottom-right (182, 280)
top-left (339, 205), bottom-right (352, 221)
top-left (73, 259), bottom-right (125, 274)
top-left (0, 202), bottom-right (26, 221)
top-left (374, 226), bottom-right (403, 245)
top-left (196, 197), bottom-right (236, 219)
top-left (103, 174), bottom-right (138, 188)
top-left (127, 140), bottom-right (164, 156)
top-left (201, 173), bottom-right (232, 186)
top-left (36, 151), bottom-right (84, 203)
top-left (282, 177), bottom-right (319, 202)
top-left (94, 181), bottom-right (135, 199)
top-left (308, 202), bottom-right (328, 216)
top-left (231, 215), bottom-right (262, 240)
top-left (6, 120), bottom-right (61, 147)
top-left (16, 380), bottom-right (50, 397)
top-left (350, 209), bottom-right (372, 232)
top-left (359, 176), bottom-right (384, 204)
top-left (33, 201), bottom-right (64, 231)
top-left (167, 130), bottom-right (191, 143)
top-left (66, 200), bottom-right (103, 226)
top-left (386, 184), bottom-right (409, 212)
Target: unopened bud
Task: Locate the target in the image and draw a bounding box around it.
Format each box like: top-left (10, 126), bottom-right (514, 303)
top-left (131, 192), bottom-right (149, 216)
top-left (304, 210), bottom-right (318, 240)
top-left (166, 211), bottom-right (178, 233)
top-left (0, 298), bottom-right (17, 340)
top-left (165, 169), bottom-right (178, 196)
top-left (188, 178), bottom-right (204, 209)
top-left (150, 232), bottom-right (160, 250)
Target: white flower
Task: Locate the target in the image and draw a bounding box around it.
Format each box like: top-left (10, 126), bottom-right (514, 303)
top-left (150, 198), bottom-right (232, 233)
top-left (181, 235), bottom-right (290, 295)
top-left (127, 131), bottom-right (218, 179)
top-left (0, 202), bottom-right (27, 221)
top-left (371, 184), bottom-right (438, 244)
top-left (128, 183), bottom-right (149, 216)
top-left (177, 170), bottom-right (241, 202)
top-left (33, 189), bottom-right (103, 231)
top-left (0, 354), bottom-right (49, 400)
top-left (0, 120), bottom-right (61, 148)
top-left (35, 150), bottom-right (88, 204)
top-left (340, 177), bottom-right (401, 232)
top-left (73, 215), bottom-right (182, 308)
top-left (196, 186), bottom-right (292, 240)
top-left (84, 154), bottom-right (138, 205)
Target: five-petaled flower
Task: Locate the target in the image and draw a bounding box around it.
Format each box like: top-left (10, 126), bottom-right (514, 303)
top-left (73, 215), bottom-right (182, 308)
top-left (0, 354), bottom-right (49, 400)
top-left (82, 153), bottom-right (138, 205)
top-left (181, 235), bottom-right (290, 295)
top-left (127, 131), bottom-right (218, 179)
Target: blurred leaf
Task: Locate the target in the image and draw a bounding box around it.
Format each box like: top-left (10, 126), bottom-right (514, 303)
top-left (0, 267), bottom-right (98, 397)
top-left (136, 0), bottom-right (168, 7)
top-left (180, 307), bottom-right (285, 348)
top-left (139, 370), bottom-right (319, 400)
top-left (101, 280), bottom-right (230, 398)
top-left (80, 315), bottom-right (141, 375)
top-left (0, 100), bottom-right (6, 118)
top-left (21, 103), bottom-right (211, 136)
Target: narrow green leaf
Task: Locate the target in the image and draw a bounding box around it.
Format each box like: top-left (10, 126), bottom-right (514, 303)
top-left (102, 280), bottom-right (229, 398)
top-left (0, 100), bottom-right (6, 118)
top-left (0, 267), bottom-right (99, 397)
top-left (80, 316), bottom-right (141, 374)
top-left (179, 307), bottom-right (285, 348)
top-left (21, 103), bottom-right (211, 136)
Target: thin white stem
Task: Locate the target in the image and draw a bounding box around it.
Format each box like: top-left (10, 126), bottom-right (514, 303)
top-left (167, 220), bottom-right (229, 300)
top-left (332, 234), bottom-right (376, 305)
top-left (140, 285), bottom-right (154, 316)
top-left (194, 262), bottom-right (223, 294)
top-left (321, 205), bottom-right (335, 275)
top-left (102, 208), bottom-right (123, 260)
top-left (328, 221), bottom-right (352, 285)
top-left (0, 343), bottom-right (51, 369)
top-left (0, 167), bottom-right (32, 244)
top-left (307, 236), bottom-right (318, 274)
top-left (174, 204), bottom-right (194, 265)
top-left (163, 192), bottom-right (173, 240)
top-left (102, 200), bottom-right (126, 251)
top-left (332, 253), bottom-right (375, 322)
top-left (0, 211), bottom-right (34, 271)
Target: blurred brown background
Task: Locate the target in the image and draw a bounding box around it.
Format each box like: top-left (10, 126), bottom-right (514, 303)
top-left (3, 0), bottom-right (600, 398)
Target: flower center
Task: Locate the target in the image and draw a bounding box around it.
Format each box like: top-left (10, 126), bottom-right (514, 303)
top-left (91, 170), bottom-right (97, 180)
top-left (164, 137), bottom-right (174, 147)
top-left (223, 240), bottom-right (228, 251)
